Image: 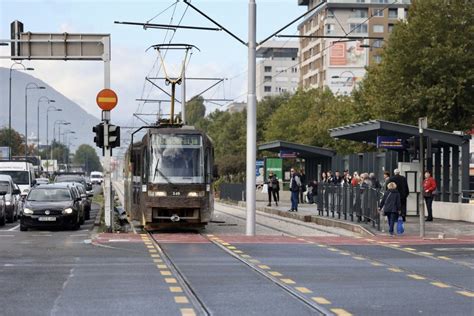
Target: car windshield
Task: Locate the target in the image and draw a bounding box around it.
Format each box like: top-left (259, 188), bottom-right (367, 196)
top-left (56, 176), bottom-right (84, 184)
top-left (0, 181), bottom-right (10, 193)
top-left (27, 188), bottom-right (72, 202)
top-left (0, 171), bottom-right (29, 185)
top-left (91, 175), bottom-right (102, 178)
top-left (150, 134), bottom-right (204, 184)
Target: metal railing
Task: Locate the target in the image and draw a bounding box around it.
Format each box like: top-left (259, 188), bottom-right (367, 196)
top-left (315, 183), bottom-right (382, 231)
top-left (219, 183), bottom-right (245, 201)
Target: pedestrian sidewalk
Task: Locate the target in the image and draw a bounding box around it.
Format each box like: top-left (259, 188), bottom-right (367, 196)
top-left (230, 200), bottom-right (474, 239)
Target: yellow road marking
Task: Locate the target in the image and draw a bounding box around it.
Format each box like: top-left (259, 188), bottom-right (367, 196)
top-left (160, 271), bottom-right (172, 276)
top-left (258, 265), bottom-right (270, 270)
top-left (153, 259), bottom-right (163, 263)
top-left (438, 256), bottom-right (452, 260)
top-left (389, 244), bottom-right (400, 248)
top-left (147, 245), bottom-right (155, 249)
top-left (150, 254), bottom-right (160, 258)
top-left (169, 286), bottom-right (183, 293)
top-left (269, 271), bottom-right (282, 277)
top-left (165, 278), bottom-right (177, 284)
top-left (157, 264), bottom-right (167, 269)
top-left (249, 259), bottom-right (261, 264)
top-left (297, 238), bottom-right (306, 241)
top-left (148, 249), bottom-right (157, 253)
top-left (419, 252), bottom-right (433, 255)
top-left (457, 291), bottom-right (474, 297)
top-left (430, 282), bottom-right (451, 288)
top-left (241, 254), bottom-right (251, 258)
top-left (221, 242), bottom-right (230, 246)
top-left (340, 252), bottom-right (350, 256)
top-left (388, 268), bottom-right (402, 272)
top-left (377, 241), bottom-right (388, 244)
top-left (403, 247), bottom-right (416, 251)
top-left (295, 287), bottom-right (312, 294)
top-left (317, 244), bottom-right (327, 248)
top-left (370, 262), bottom-right (383, 266)
top-left (174, 296), bottom-right (189, 304)
top-left (227, 246), bottom-right (236, 250)
top-left (233, 250), bottom-right (243, 254)
top-left (206, 234), bottom-right (214, 237)
top-left (280, 278), bottom-right (296, 284)
top-left (140, 234), bottom-right (147, 237)
top-left (331, 308), bottom-right (353, 316)
top-left (180, 308), bottom-right (196, 316)
top-left (327, 248), bottom-right (339, 252)
top-left (353, 256), bottom-right (365, 260)
top-left (407, 274), bottom-right (426, 280)
top-left (313, 297), bottom-right (331, 304)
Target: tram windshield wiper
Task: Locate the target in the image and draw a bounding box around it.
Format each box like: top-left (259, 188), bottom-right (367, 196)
top-left (153, 161), bottom-right (173, 185)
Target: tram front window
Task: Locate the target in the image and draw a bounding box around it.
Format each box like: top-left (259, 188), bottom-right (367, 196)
top-left (150, 134), bottom-right (204, 184)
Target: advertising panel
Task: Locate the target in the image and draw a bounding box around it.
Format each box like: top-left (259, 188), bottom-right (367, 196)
top-left (265, 158), bottom-right (283, 181)
top-left (329, 40), bottom-right (367, 67)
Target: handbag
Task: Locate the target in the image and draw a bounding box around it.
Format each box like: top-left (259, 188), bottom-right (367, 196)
top-left (261, 184), bottom-right (268, 194)
top-left (397, 216), bottom-right (405, 234)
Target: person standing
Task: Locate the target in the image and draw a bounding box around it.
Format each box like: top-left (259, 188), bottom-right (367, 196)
top-left (266, 172), bottom-right (278, 207)
top-left (379, 182), bottom-right (401, 237)
top-left (333, 170), bottom-right (343, 185)
top-left (289, 168), bottom-right (301, 212)
top-left (389, 169), bottom-right (409, 221)
top-left (423, 170), bottom-right (437, 222)
top-left (299, 169), bottom-right (306, 204)
top-left (343, 170), bottom-right (352, 185)
top-left (383, 171), bottom-right (391, 191)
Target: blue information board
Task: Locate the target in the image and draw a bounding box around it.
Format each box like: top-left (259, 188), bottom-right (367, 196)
top-left (377, 136), bottom-right (405, 149)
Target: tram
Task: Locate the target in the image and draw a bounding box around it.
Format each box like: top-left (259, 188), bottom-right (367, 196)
top-left (124, 124), bottom-right (214, 229)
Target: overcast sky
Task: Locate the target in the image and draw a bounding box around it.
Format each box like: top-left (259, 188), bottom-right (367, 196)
top-left (0, 0), bottom-right (305, 127)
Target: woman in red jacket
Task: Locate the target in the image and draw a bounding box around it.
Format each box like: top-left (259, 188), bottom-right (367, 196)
top-left (423, 170), bottom-right (437, 222)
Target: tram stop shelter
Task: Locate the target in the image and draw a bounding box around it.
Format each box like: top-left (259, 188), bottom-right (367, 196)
top-left (329, 120), bottom-right (471, 203)
top-left (258, 140), bottom-right (335, 183)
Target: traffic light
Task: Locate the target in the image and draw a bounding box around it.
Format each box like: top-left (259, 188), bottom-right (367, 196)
top-left (108, 124), bottom-right (120, 148)
top-left (92, 123), bottom-right (104, 148)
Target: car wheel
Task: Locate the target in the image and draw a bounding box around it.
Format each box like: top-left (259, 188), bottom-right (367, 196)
top-left (0, 213), bottom-right (6, 226)
top-left (7, 211), bottom-right (14, 223)
top-left (20, 222), bottom-right (27, 231)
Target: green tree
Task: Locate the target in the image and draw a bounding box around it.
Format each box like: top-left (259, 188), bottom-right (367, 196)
top-left (0, 128), bottom-right (25, 156)
top-left (185, 96), bottom-right (206, 126)
top-left (356, 0), bottom-right (474, 131)
top-left (49, 140), bottom-right (70, 164)
top-left (73, 144), bottom-right (102, 174)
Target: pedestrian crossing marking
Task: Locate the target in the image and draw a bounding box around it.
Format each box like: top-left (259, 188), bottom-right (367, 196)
top-left (280, 278), bottom-right (296, 284)
top-left (407, 274), bottom-right (425, 280)
top-left (157, 264), bottom-right (167, 269)
top-left (227, 246), bottom-right (236, 249)
top-left (174, 296), bottom-right (189, 303)
top-left (148, 249), bottom-right (157, 253)
top-left (419, 252), bottom-right (433, 255)
top-left (170, 287), bottom-right (183, 293)
top-left (241, 255), bottom-right (251, 258)
top-left (153, 259), bottom-right (163, 263)
top-left (353, 256), bottom-right (365, 260)
top-left (180, 308), bottom-right (196, 316)
top-left (258, 265), bottom-right (270, 269)
top-left (233, 250), bottom-right (243, 254)
top-left (430, 282), bottom-right (451, 288)
top-left (269, 271), bottom-right (282, 276)
top-left (370, 262), bottom-right (383, 266)
top-left (150, 254), bottom-right (160, 258)
top-left (317, 244), bottom-right (327, 248)
top-left (295, 287), bottom-right (312, 294)
top-left (457, 291), bottom-right (474, 297)
top-left (403, 247), bottom-right (416, 251)
top-left (340, 252), bottom-right (351, 256)
top-left (221, 242), bottom-right (230, 246)
top-left (160, 271), bottom-right (172, 276)
top-left (312, 297), bottom-right (331, 304)
top-left (388, 268), bottom-right (402, 272)
top-left (328, 248), bottom-right (339, 252)
top-left (438, 256), bottom-right (452, 260)
top-left (249, 259), bottom-right (261, 264)
top-left (165, 278), bottom-right (177, 284)
top-left (146, 245), bottom-right (155, 249)
top-left (331, 308), bottom-right (353, 316)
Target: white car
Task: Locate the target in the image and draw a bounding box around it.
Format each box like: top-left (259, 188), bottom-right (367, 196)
top-left (90, 171), bottom-right (104, 185)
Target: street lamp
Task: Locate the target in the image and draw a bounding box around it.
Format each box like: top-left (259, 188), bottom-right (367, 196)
top-left (25, 83), bottom-right (46, 158)
top-left (52, 120), bottom-right (70, 162)
top-left (37, 96), bottom-right (55, 156)
top-left (46, 106), bottom-right (62, 172)
top-left (9, 62), bottom-right (34, 159)
top-left (67, 136), bottom-right (79, 165)
top-left (62, 130), bottom-right (76, 165)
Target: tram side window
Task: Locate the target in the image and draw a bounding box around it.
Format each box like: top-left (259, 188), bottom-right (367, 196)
top-left (142, 148), bottom-right (148, 183)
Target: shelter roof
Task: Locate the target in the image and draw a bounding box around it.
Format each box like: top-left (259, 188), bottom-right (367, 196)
top-left (258, 140), bottom-right (335, 158)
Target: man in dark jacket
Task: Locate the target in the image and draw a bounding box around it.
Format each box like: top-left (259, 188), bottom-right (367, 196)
top-left (388, 169), bottom-right (409, 221)
top-left (289, 168), bottom-right (301, 212)
top-left (379, 182), bottom-right (401, 236)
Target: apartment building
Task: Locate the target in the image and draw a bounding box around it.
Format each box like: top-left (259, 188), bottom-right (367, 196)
top-left (256, 40), bottom-right (299, 100)
top-left (298, 0), bottom-right (411, 94)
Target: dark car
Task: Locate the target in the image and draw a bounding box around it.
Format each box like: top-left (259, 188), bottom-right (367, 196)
top-left (0, 174), bottom-right (22, 222)
top-left (55, 175), bottom-right (93, 192)
top-left (20, 184), bottom-right (82, 231)
top-left (0, 191), bottom-right (7, 226)
top-left (61, 182), bottom-right (91, 221)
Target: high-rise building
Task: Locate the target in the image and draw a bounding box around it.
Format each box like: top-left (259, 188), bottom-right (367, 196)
top-left (256, 40), bottom-right (299, 100)
top-left (298, 0), bottom-right (411, 95)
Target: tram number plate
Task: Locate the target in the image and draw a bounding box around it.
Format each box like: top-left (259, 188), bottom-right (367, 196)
top-left (38, 217), bottom-right (56, 221)
top-left (172, 192), bottom-right (181, 196)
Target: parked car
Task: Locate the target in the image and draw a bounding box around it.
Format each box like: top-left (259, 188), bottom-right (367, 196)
top-left (35, 178), bottom-right (50, 185)
top-left (0, 191), bottom-right (7, 226)
top-left (20, 183), bottom-right (82, 231)
top-left (0, 174), bottom-right (21, 222)
top-left (61, 182), bottom-right (91, 221)
top-left (90, 171), bottom-right (103, 185)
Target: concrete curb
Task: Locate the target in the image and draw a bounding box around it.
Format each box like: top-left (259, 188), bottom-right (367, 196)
top-left (218, 199), bottom-right (375, 237)
top-left (93, 202), bottom-right (102, 227)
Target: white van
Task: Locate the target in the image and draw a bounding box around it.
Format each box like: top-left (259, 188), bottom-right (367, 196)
top-left (0, 161), bottom-right (36, 196)
top-left (90, 171), bottom-right (104, 185)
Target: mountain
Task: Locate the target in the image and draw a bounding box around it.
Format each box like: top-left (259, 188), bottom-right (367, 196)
top-left (0, 67), bottom-right (100, 153)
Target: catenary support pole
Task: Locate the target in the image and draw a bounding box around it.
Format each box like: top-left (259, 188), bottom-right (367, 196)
top-left (418, 117), bottom-right (426, 238)
top-left (103, 37), bottom-right (113, 232)
top-left (246, 0), bottom-right (257, 236)
top-left (181, 63), bottom-right (186, 124)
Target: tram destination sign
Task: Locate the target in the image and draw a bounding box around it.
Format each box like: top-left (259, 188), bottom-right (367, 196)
top-left (377, 136), bottom-right (405, 149)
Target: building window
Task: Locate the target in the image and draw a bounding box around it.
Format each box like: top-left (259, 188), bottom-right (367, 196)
top-left (374, 55), bottom-right (382, 63)
top-left (349, 23), bottom-right (368, 33)
top-left (353, 9), bottom-right (368, 18)
top-left (373, 25), bottom-right (384, 33)
top-left (388, 8), bottom-right (398, 19)
top-left (356, 0), bottom-right (366, 2)
top-left (264, 76), bottom-right (272, 82)
top-left (326, 24), bottom-right (335, 34)
top-left (372, 39), bottom-right (384, 48)
top-left (264, 66), bottom-right (272, 73)
top-left (264, 86), bottom-right (271, 92)
top-left (372, 0), bottom-right (389, 3)
top-left (327, 10), bottom-right (335, 18)
top-left (388, 24), bottom-right (395, 33)
top-left (373, 8), bottom-right (384, 17)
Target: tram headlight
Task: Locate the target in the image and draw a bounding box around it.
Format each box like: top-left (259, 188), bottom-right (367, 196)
top-left (188, 191), bottom-right (205, 197)
top-left (148, 191), bottom-right (167, 197)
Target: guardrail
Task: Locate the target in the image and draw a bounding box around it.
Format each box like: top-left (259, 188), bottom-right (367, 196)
top-left (315, 183), bottom-right (382, 231)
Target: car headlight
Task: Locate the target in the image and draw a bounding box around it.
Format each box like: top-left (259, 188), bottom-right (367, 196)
top-left (63, 208), bottom-right (73, 214)
top-left (23, 208), bottom-right (33, 215)
top-left (188, 191), bottom-right (205, 197)
top-left (5, 201), bottom-right (11, 206)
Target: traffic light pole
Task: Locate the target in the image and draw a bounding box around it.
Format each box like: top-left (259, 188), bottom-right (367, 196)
top-left (103, 40), bottom-right (113, 232)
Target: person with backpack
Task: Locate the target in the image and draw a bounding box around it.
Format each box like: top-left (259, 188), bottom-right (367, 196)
top-left (379, 182), bottom-right (401, 237)
top-left (266, 172), bottom-right (279, 207)
top-left (289, 168), bottom-right (301, 212)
